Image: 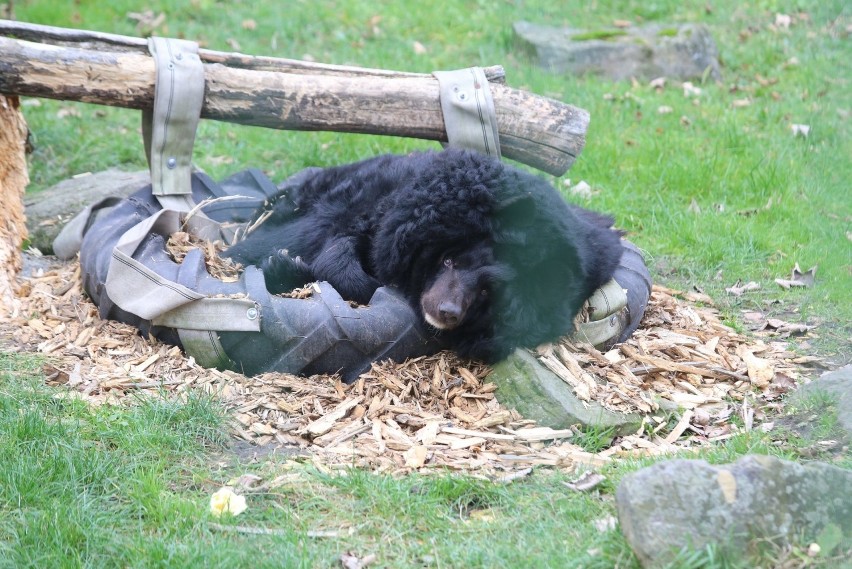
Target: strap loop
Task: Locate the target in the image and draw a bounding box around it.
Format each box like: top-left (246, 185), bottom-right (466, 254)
top-left (142, 37), bottom-right (205, 209)
top-left (433, 67), bottom-right (501, 159)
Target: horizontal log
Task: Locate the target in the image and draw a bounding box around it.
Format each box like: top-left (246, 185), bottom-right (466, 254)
top-left (0, 19), bottom-right (508, 81)
top-left (0, 20), bottom-right (589, 175)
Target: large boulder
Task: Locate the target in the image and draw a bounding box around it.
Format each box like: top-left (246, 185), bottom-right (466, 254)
top-left (788, 365), bottom-right (852, 439)
top-left (616, 455), bottom-right (852, 567)
top-left (24, 169), bottom-right (149, 254)
top-left (514, 22), bottom-right (722, 81)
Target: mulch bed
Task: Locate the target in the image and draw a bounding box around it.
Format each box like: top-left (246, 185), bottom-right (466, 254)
top-left (1, 255), bottom-right (818, 477)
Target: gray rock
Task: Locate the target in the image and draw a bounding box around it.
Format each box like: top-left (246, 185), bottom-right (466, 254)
top-left (513, 21), bottom-right (721, 81)
top-left (789, 365), bottom-right (852, 438)
top-left (24, 169), bottom-right (149, 254)
top-left (488, 348), bottom-right (642, 435)
top-left (616, 455), bottom-right (852, 567)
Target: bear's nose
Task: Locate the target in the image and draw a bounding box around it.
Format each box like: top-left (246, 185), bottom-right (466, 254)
top-left (438, 301), bottom-right (463, 327)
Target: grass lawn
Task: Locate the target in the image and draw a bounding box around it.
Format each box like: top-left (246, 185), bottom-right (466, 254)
top-left (3, 0), bottom-right (851, 567)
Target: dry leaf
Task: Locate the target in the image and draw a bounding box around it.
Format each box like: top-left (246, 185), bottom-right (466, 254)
top-left (412, 41), bottom-right (427, 54)
top-left (736, 346), bottom-right (774, 388)
top-left (791, 124), bottom-right (810, 137)
top-left (593, 516), bottom-right (618, 532)
top-left (657, 105), bottom-right (673, 114)
top-left (688, 198), bottom-right (701, 214)
top-left (563, 471), bottom-right (606, 492)
top-left (340, 552), bottom-right (377, 569)
top-left (649, 77), bottom-right (666, 90)
top-left (725, 280), bottom-right (761, 296)
top-left (241, 19), bottom-right (257, 30)
top-left (775, 13), bottom-right (792, 29)
top-left (775, 263), bottom-right (817, 288)
top-left (568, 180), bottom-right (594, 199)
top-left (57, 107), bottom-right (81, 119)
top-left (229, 473), bottom-right (263, 489)
top-left (403, 445), bottom-right (428, 468)
top-left (763, 318), bottom-right (815, 336)
top-left (682, 82), bottom-right (702, 97)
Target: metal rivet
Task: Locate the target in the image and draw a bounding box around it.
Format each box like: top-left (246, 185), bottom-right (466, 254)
top-left (175, 52), bottom-right (183, 60)
top-left (246, 307), bottom-right (258, 320)
top-left (458, 92), bottom-right (467, 101)
top-left (167, 62), bottom-right (175, 70)
top-left (610, 315), bottom-right (618, 325)
top-left (166, 157), bottom-right (177, 169)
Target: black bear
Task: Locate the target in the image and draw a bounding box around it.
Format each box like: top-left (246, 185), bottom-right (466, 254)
top-left (223, 148), bottom-right (624, 363)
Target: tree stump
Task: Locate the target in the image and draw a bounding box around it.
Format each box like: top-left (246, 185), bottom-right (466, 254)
top-left (0, 94), bottom-right (29, 318)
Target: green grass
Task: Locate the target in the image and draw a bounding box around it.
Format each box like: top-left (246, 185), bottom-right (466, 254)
top-left (4, 0), bottom-right (852, 566)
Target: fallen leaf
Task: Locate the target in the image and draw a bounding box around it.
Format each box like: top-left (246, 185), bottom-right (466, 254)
top-left (687, 198), bottom-right (701, 214)
top-left (649, 77), bottom-right (666, 90)
top-left (775, 263), bottom-right (817, 288)
top-left (495, 468), bottom-right (533, 484)
top-left (127, 10), bottom-right (166, 34)
top-left (412, 41), bottom-right (427, 54)
top-left (775, 13), bottom-right (792, 29)
top-left (657, 105), bottom-right (673, 114)
top-left (563, 471), bottom-right (606, 492)
top-left (682, 82), bottom-right (702, 97)
top-left (403, 445), bottom-right (428, 468)
top-left (732, 98), bottom-right (752, 108)
top-left (763, 318), bottom-right (815, 336)
top-left (57, 107), bottom-right (81, 119)
top-left (340, 552), bottom-right (377, 569)
top-left (593, 516), bottom-right (618, 532)
top-left (742, 311), bottom-right (764, 323)
top-left (229, 473), bottom-right (263, 489)
top-left (569, 180), bottom-right (594, 199)
top-left (241, 19), bottom-right (257, 30)
top-left (725, 280), bottom-right (761, 296)
top-left (736, 346), bottom-right (775, 388)
top-left (769, 372), bottom-right (797, 392)
top-left (791, 124), bottom-right (810, 137)
top-left (613, 19), bottom-right (632, 28)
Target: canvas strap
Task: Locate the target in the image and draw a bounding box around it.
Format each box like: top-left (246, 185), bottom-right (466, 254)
top-left (433, 67), bottom-right (501, 159)
top-left (108, 38), bottom-right (250, 368)
top-left (573, 278), bottom-right (628, 348)
top-left (142, 37), bottom-right (205, 211)
top-left (103, 208), bottom-right (260, 368)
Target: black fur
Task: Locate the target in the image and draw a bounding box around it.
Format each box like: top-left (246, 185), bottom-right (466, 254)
top-left (223, 148), bottom-right (624, 363)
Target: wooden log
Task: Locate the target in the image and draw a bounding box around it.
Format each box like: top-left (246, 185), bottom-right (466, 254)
top-left (0, 20), bottom-right (589, 175)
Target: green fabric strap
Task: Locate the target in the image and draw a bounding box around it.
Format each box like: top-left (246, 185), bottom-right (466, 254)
top-left (433, 67), bottom-right (501, 159)
top-left (574, 279), bottom-right (629, 348)
top-left (142, 37), bottom-right (205, 210)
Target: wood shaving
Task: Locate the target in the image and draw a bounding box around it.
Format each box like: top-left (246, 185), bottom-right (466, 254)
top-left (0, 261), bottom-right (813, 475)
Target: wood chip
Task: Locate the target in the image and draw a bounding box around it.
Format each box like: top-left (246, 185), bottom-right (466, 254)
top-left (1, 262), bottom-right (813, 476)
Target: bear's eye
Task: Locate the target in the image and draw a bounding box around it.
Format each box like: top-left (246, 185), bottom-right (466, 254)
top-left (480, 288), bottom-right (489, 297)
top-left (443, 257), bottom-right (453, 268)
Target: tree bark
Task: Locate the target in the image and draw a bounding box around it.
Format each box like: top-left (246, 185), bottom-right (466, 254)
top-left (0, 20), bottom-right (589, 175)
top-left (0, 94), bottom-right (29, 317)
